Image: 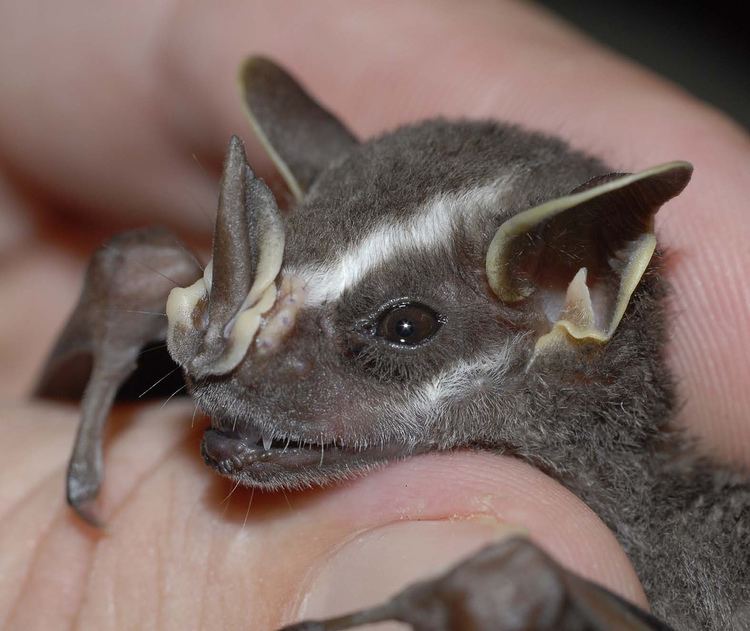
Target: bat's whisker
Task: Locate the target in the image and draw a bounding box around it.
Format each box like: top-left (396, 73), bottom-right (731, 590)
top-left (139, 263), bottom-right (182, 287)
top-left (222, 478), bottom-right (242, 504)
top-left (112, 309), bottom-right (167, 317)
top-left (170, 236), bottom-right (205, 272)
top-left (101, 244), bottom-right (182, 286)
top-left (160, 383), bottom-right (187, 408)
top-left (186, 157), bottom-right (216, 233)
top-left (138, 366), bottom-right (180, 398)
top-left (138, 343), bottom-right (168, 357)
top-left (281, 490), bottom-right (293, 512)
top-left (242, 487), bottom-right (256, 530)
top-left (191, 152), bottom-right (209, 175)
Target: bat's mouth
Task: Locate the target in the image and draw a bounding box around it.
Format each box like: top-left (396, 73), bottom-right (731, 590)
top-left (200, 427), bottom-right (407, 489)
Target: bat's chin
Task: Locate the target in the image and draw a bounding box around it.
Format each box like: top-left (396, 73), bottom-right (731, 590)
top-left (200, 427), bottom-right (409, 490)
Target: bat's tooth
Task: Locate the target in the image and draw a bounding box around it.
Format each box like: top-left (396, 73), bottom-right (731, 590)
top-left (262, 433), bottom-right (273, 451)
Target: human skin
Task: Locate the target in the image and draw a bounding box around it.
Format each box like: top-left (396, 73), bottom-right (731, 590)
top-left (0, 1), bottom-right (748, 629)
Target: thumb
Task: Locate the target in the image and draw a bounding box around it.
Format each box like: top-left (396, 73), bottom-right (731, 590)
top-left (289, 453), bottom-right (649, 627)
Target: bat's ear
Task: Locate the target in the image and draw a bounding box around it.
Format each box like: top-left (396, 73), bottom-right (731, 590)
top-left (239, 56), bottom-right (358, 201)
top-left (486, 161), bottom-right (692, 353)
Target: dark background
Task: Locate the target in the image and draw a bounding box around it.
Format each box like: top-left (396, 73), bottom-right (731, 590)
top-left (538, 0), bottom-right (749, 129)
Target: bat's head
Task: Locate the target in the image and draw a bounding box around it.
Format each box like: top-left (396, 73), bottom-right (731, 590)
top-left (166, 58), bottom-right (692, 491)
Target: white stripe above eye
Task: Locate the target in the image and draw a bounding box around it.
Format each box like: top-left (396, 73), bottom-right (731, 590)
top-left (292, 177), bottom-right (514, 305)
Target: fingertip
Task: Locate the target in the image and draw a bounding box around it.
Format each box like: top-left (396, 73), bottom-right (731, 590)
top-left (293, 452), bottom-right (649, 625)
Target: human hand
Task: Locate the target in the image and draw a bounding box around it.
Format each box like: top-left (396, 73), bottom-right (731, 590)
top-left (1, 2), bottom-right (747, 629)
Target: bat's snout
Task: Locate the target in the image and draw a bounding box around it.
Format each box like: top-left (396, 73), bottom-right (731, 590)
top-left (165, 136), bottom-right (292, 378)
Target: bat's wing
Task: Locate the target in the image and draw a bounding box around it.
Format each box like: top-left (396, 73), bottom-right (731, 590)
top-left (35, 228), bottom-right (202, 525)
top-left (281, 537), bottom-right (674, 631)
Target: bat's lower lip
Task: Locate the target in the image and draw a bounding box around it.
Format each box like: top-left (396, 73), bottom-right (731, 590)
top-left (200, 428), bottom-right (402, 486)
top-left (201, 427), bottom-right (334, 472)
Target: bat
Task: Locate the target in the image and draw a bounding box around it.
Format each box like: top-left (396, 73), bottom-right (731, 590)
top-left (36, 57), bottom-right (749, 630)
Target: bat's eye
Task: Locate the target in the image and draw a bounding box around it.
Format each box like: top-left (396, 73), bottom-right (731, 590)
top-left (376, 302), bottom-right (442, 346)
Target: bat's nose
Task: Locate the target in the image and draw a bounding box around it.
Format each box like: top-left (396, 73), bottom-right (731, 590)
top-left (166, 136), bottom-right (286, 378)
top-left (254, 275), bottom-right (306, 358)
top-left (184, 273), bottom-right (305, 379)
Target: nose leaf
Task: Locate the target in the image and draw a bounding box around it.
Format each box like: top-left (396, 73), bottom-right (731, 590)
top-left (206, 135), bottom-right (257, 338)
top-left (167, 136), bottom-right (286, 377)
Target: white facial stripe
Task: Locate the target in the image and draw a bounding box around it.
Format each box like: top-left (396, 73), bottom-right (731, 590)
top-left (381, 339), bottom-right (521, 444)
top-left (293, 178), bottom-right (513, 305)
top-left (417, 345), bottom-right (516, 410)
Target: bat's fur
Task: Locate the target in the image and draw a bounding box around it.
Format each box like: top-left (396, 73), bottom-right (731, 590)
top-left (225, 120), bottom-right (750, 629)
top-left (42, 59), bottom-right (749, 629)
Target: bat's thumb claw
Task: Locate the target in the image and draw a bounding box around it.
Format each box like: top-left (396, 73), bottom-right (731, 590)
top-left (67, 466), bottom-right (105, 528)
top-left (67, 496), bottom-right (105, 529)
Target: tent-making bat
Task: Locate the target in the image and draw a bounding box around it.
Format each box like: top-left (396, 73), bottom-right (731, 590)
top-left (36, 58), bottom-right (749, 630)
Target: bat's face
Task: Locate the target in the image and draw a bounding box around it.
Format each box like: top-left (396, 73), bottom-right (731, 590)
top-left (165, 59), bottom-right (692, 492)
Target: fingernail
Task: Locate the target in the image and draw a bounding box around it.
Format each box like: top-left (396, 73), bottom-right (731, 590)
top-left (296, 517), bottom-right (525, 624)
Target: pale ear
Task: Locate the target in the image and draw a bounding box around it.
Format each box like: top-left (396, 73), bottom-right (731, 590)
top-left (238, 56), bottom-right (358, 201)
top-left (486, 162), bottom-right (693, 352)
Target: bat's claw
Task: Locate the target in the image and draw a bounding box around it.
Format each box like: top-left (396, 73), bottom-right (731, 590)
top-left (67, 499), bottom-right (104, 529)
top-left (66, 462), bottom-right (104, 527)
